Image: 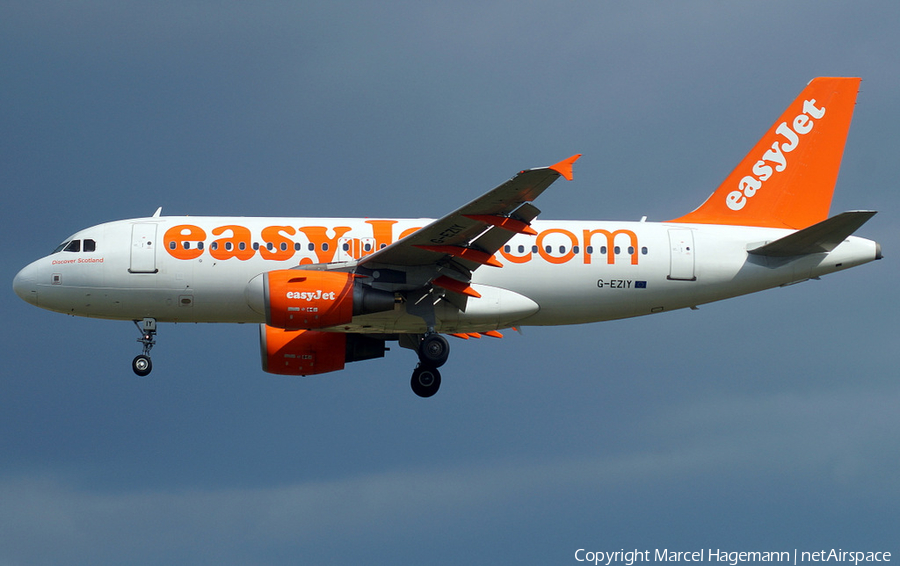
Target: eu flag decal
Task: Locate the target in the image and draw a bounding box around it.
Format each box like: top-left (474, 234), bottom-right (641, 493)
top-left (635, 281), bottom-right (647, 289)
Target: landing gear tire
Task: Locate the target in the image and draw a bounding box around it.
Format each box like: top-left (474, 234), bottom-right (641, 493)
top-left (132, 318), bottom-right (157, 377)
top-left (411, 365), bottom-right (441, 398)
top-left (418, 334), bottom-right (449, 368)
top-left (132, 354), bottom-right (152, 377)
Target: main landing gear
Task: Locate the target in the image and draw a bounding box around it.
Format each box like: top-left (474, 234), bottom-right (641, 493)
top-left (132, 317), bottom-right (157, 377)
top-left (410, 333), bottom-right (449, 398)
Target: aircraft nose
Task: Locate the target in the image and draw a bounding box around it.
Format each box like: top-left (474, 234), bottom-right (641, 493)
top-left (13, 262), bottom-right (38, 306)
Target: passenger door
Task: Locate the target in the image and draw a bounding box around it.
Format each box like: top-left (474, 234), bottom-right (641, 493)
top-left (129, 223), bottom-right (158, 273)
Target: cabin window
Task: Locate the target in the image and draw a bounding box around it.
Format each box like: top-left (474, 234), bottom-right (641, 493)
top-left (265, 242), bottom-right (273, 251)
top-left (363, 243), bottom-right (371, 252)
top-left (586, 246), bottom-right (593, 254)
top-left (600, 246), bottom-right (607, 254)
top-left (504, 245), bottom-right (511, 253)
top-left (518, 245), bottom-right (525, 253)
top-left (342, 243), bottom-right (350, 251)
top-left (183, 242), bottom-right (191, 250)
top-left (197, 242), bottom-right (204, 250)
top-left (211, 242), bottom-right (218, 250)
top-left (281, 242), bottom-right (288, 251)
top-left (642, 247), bottom-right (648, 255)
top-left (169, 241), bottom-right (177, 250)
top-left (225, 242), bottom-right (233, 251)
top-left (614, 246), bottom-right (620, 254)
top-left (322, 243), bottom-right (329, 251)
top-left (628, 246), bottom-right (635, 255)
top-left (252, 243), bottom-right (260, 250)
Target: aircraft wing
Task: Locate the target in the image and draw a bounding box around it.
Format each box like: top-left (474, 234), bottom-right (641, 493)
top-left (359, 154), bottom-right (581, 275)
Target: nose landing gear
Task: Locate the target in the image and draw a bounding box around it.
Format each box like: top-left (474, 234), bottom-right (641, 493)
top-left (132, 318), bottom-right (157, 377)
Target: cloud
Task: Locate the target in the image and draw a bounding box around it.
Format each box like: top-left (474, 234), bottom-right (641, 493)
top-left (3, 384), bottom-right (895, 563)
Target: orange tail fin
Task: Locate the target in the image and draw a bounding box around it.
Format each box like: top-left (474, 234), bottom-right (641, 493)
top-left (670, 77), bottom-right (860, 229)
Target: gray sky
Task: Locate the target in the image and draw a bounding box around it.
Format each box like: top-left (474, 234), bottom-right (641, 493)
top-left (2, 2), bottom-right (898, 564)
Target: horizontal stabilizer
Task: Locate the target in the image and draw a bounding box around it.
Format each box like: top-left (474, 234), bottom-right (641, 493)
top-left (748, 211), bottom-right (876, 257)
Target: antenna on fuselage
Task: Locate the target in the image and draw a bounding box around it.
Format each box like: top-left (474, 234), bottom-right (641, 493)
top-left (152, 207), bottom-right (162, 218)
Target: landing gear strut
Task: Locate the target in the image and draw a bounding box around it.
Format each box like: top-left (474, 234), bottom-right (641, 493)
top-left (132, 318), bottom-right (157, 377)
top-left (409, 333), bottom-right (449, 398)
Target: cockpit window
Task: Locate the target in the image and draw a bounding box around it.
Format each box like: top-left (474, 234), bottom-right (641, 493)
top-left (51, 238), bottom-right (97, 254)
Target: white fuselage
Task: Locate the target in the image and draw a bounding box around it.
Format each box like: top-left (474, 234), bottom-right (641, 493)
top-left (13, 215), bottom-right (880, 334)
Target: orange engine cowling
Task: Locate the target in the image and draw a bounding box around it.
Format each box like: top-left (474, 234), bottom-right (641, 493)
top-left (260, 325), bottom-right (387, 376)
top-left (266, 270), bottom-right (355, 329)
top-left (250, 269), bottom-right (395, 330)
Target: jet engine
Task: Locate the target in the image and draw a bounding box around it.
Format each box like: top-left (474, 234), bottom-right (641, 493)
top-left (246, 269), bottom-right (395, 330)
top-left (260, 325), bottom-right (387, 376)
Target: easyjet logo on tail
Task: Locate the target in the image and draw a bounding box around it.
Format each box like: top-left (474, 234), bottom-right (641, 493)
top-left (726, 98), bottom-right (826, 211)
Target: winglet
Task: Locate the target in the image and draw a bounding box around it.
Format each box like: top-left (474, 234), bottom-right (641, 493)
top-left (549, 154), bottom-right (582, 181)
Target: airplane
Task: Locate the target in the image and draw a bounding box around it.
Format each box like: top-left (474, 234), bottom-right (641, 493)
top-left (13, 77), bottom-right (882, 397)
